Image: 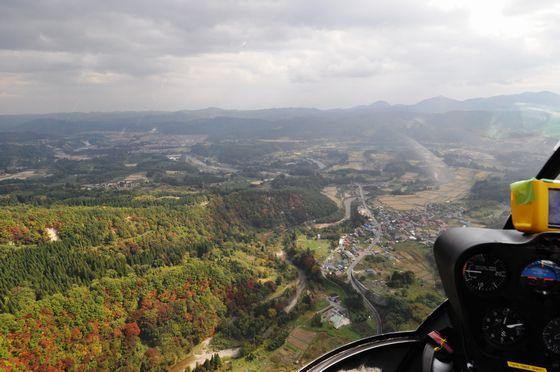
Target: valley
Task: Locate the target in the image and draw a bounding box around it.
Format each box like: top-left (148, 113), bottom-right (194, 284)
top-left (0, 95), bottom-right (556, 370)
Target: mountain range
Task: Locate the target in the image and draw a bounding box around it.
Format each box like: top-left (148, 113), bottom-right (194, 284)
top-left (1, 91), bottom-right (559, 141)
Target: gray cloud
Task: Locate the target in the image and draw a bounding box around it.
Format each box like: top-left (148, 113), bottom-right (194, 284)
top-left (1, 0), bottom-right (559, 113)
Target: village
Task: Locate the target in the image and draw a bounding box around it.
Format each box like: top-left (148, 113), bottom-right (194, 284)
top-left (321, 199), bottom-right (466, 275)
top-left (316, 188), bottom-right (470, 331)
top-left (81, 172), bottom-right (150, 190)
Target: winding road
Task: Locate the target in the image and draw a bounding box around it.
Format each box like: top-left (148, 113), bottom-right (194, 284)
top-left (346, 184), bottom-right (383, 334)
top-left (285, 261), bottom-right (307, 313)
top-left (313, 196), bottom-right (356, 229)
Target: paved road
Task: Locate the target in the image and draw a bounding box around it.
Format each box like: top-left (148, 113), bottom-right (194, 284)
top-left (350, 271), bottom-right (383, 334)
top-left (313, 196), bottom-right (356, 229)
top-left (285, 261), bottom-right (307, 313)
top-left (345, 184), bottom-right (384, 334)
top-left (357, 184), bottom-right (373, 216)
top-left (347, 253), bottom-right (383, 334)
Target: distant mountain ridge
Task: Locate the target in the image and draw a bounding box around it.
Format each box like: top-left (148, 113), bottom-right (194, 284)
top-left (1, 91), bottom-right (559, 121)
top-left (406, 91), bottom-right (560, 113)
top-left (1, 91), bottom-right (559, 141)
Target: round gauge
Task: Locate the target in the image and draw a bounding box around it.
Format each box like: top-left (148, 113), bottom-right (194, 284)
top-left (543, 318), bottom-right (560, 354)
top-left (462, 253), bottom-right (507, 292)
top-left (482, 307), bottom-right (526, 345)
top-left (521, 260), bottom-right (560, 292)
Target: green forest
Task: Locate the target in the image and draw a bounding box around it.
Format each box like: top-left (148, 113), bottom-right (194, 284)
top-left (0, 189), bottom-right (337, 370)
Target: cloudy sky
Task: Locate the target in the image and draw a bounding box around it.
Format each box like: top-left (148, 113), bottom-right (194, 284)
top-left (1, 0), bottom-right (559, 114)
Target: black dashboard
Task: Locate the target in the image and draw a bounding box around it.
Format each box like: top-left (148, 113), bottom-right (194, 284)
top-left (435, 228), bottom-right (560, 371)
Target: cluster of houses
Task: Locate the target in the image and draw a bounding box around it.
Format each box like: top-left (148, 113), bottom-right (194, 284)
top-left (322, 234), bottom-right (364, 277)
top-left (372, 203), bottom-right (467, 246)
top-left (316, 200), bottom-right (470, 331)
top-left (82, 176), bottom-right (149, 191)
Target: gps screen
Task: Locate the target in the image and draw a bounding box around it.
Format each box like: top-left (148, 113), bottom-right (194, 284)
top-left (549, 189), bottom-right (560, 227)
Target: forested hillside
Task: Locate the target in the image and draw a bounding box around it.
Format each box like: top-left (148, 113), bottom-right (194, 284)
top-left (218, 189), bottom-right (339, 228)
top-left (0, 190), bottom-right (336, 370)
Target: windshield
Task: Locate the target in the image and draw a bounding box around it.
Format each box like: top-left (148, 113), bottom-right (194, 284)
top-left (1, 1), bottom-right (558, 371)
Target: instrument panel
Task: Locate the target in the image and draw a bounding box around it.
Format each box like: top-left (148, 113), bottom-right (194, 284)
top-left (460, 251), bottom-right (560, 356)
top-left (434, 228), bottom-right (560, 370)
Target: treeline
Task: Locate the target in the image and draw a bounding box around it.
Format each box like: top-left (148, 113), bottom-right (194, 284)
top-left (0, 189), bottom-right (337, 249)
top-left (470, 176), bottom-right (511, 203)
top-left (215, 188), bottom-right (338, 228)
top-left (0, 205), bottom-right (213, 247)
top-left (0, 189), bottom-right (204, 208)
top-left (270, 174), bottom-right (327, 190)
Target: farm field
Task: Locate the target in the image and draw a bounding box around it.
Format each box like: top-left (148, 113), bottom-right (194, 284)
top-left (378, 168), bottom-right (487, 210)
top-left (297, 235), bottom-right (331, 261)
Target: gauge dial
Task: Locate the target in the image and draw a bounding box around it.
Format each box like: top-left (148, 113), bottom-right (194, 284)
top-left (482, 307), bottom-right (526, 345)
top-left (521, 260), bottom-right (560, 292)
top-left (462, 253), bottom-right (507, 292)
top-left (543, 318), bottom-right (560, 354)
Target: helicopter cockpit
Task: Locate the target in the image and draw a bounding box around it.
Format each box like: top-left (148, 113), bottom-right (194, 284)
top-left (301, 147), bottom-right (560, 372)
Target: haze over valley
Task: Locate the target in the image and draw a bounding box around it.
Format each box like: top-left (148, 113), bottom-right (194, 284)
top-left (0, 91), bottom-right (556, 370)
